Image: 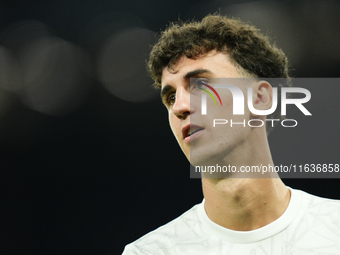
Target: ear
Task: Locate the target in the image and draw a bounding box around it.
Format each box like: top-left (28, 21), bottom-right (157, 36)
top-left (251, 81), bottom-right (273, 116)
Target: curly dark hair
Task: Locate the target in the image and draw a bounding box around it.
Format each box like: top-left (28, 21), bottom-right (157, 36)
top-left (148, 14), bottom-right (290, 133)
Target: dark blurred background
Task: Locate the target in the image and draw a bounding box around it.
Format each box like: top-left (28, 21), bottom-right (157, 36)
top-left (0, 0), bottom-right (339, 254)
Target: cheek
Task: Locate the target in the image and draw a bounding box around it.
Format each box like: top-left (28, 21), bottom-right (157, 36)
top-left (169, 113), bottom-right (180, 137)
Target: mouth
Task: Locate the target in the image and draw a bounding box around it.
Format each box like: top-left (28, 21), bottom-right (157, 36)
top-left (182, 124), bottom-right (205, 143)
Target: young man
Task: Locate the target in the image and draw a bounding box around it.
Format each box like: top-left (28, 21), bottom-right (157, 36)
top-left (122, 14), bottom-right (340, 254)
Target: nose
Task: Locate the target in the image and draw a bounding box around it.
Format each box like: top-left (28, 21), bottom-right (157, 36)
top-left (172, 87), bottom-right (191, 119)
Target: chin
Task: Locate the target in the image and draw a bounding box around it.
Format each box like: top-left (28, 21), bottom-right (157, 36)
top-left (191, 144), bottom-right (233, 167)
top-left (189, 150), bottom-right (214, 167)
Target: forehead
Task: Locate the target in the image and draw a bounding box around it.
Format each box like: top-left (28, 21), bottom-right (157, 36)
top-left (161, 51), bottom-right (241, 89)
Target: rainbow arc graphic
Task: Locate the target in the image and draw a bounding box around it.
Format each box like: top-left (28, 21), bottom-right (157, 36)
top-left (197, 82), bottom-right (223, 106)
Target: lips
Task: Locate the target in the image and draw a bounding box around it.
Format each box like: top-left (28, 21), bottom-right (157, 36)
top-left (182, 124), bottom-right (205, 143)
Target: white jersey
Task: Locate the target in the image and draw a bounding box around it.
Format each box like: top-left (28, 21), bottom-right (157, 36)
top-left (122, 188), bottom-right (340, 254)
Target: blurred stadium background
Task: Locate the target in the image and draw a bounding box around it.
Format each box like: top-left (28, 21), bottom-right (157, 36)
top-left (0, 0), bottom-right (339, 254)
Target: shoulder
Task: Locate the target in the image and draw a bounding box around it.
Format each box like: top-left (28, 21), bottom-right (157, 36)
top-left (122, 202), bottom-right (204, 255)
top-left (289, 188), bottom-right (340, 242)
top-left (296, 188), bottom-right (340, 211)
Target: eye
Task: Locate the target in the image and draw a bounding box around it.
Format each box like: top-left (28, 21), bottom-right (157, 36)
top-left (191, 79), bottom-right (208, 90)
top-left (167, 93), bottom-right (176, 105)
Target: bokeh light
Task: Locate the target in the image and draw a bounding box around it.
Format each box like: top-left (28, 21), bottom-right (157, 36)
top-left (97, 27), bottom-right (158, 102)
top-left (19, 37), bottom-right (93, 115)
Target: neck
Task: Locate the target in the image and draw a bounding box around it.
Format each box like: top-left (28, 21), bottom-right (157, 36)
top-left (201, 127), bottom-right (290, 231)
top-left (202, 178), bottom-right (290, 231)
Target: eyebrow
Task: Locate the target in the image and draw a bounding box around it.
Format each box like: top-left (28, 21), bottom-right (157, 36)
top-left (160, 68), bottom-right (213, 99)
top-left (183, 69), bottom-right (212, 80)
